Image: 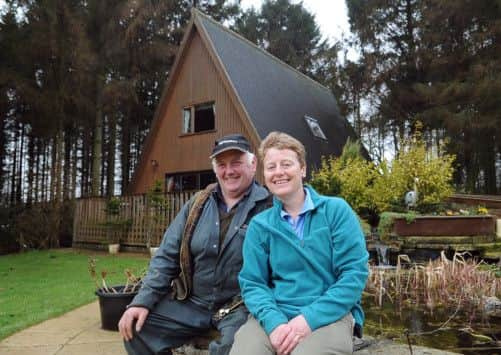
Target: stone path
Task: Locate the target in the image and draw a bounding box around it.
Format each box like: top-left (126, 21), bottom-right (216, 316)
top-left (0, 302), bottom-right (459, 355)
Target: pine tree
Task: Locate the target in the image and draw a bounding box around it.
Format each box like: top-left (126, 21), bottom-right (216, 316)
top-left (346, 0), bottom-right (501, 192)
top-left (235, 0), bottom-right (336, 80)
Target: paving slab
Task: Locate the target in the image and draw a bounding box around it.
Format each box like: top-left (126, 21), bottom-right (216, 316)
top-left (0, 301), bottom-right (460, 355)
top-left (355, 339), bottom-right (459, 355)
top-left (0, 302), bottom-right (125, 355)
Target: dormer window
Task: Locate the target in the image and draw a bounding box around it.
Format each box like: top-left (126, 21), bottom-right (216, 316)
top-left (182, 102), bottom-right (216, 134)
top-left (304, 115), bottom-right (327, 140)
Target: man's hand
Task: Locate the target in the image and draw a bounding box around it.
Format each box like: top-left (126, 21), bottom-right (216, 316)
top-left (118, 306), bottom-right (149, 341)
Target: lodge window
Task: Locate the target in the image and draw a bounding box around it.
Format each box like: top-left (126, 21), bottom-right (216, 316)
top-left (166, 170), bottom-right (216, 192)
top-left (182, 102), bottom-right (216, 134)
top-left (304, 115), bottom-right (327, 140)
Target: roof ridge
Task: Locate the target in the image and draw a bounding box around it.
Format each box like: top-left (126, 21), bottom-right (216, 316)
top-left (193, 9), bottom-right (333, 95)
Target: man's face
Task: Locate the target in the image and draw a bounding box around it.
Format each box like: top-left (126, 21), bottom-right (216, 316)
top-left (213, 150), bottom-right (256, 200)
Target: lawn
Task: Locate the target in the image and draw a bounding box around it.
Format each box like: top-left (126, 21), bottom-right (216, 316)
top-left (0, 249), bottom-right (149, 340)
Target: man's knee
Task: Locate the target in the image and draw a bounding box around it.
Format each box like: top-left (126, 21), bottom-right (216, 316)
top-left (124, 334), bottom-right (153, 355)
top-left (123, 316), bottom-right (185, 355)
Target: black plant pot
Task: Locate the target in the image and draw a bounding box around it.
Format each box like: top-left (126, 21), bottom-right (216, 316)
top-left (96, 285), bottom-right (138, 331)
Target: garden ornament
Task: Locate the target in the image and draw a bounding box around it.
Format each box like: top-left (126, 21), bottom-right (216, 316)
top-left (405, 190), bottom-right (418, 208)
top-left (405, 178), bottom-right (419, 208)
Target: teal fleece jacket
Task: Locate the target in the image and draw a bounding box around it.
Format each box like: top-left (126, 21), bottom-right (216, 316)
top-left (239, 185), bottom-right (369, 335)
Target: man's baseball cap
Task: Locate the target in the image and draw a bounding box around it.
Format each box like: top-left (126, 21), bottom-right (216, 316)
top-left (210, 134), bottom-right (251, 158)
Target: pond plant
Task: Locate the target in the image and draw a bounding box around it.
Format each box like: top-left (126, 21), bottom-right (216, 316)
top-left (366, 252), bottom-right (501, 310)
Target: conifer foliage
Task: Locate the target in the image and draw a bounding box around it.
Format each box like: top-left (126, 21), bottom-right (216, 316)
top-left (344, 0), bottom-right (500, 193)
top-left (0, 0), bottom-right (241, 249)
top-left (0, 0), bottom-right (240, 205)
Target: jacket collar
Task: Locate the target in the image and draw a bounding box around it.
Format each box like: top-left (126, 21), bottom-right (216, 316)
top-left (272, 184), bottom-right (324, 212)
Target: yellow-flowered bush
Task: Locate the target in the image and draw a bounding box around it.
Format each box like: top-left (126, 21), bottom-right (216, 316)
top-left (310, 128), bottom-right (455, 215)
top-left (390, 134), bottom-right (455, 211)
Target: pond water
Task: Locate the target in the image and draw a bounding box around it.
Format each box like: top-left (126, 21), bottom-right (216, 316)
top-left (363, 294), bottom-right (501, 354)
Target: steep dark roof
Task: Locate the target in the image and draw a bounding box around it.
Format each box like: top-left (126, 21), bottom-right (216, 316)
top-left (195, 11), bottom-right (358, 171)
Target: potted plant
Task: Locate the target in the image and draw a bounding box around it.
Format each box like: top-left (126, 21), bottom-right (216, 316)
top-left (103, 197), bottom-right (132, 254)
top-left (89, 257), bottom-right (144, 331)
top-left (145, 180), bottom-right (169, 256)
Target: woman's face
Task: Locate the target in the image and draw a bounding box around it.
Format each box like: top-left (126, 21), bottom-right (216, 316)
top-left (263, 147), bottom-right (305, 200)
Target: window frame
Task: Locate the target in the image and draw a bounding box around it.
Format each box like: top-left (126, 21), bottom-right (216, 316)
top-left (165, 170), bottom-right (216, 192)
top-left (304, 115), bottom-right (328, 140)
top-left (181, 101), bottom-right (216, 135)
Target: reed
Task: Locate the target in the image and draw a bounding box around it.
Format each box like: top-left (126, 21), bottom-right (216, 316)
top-left (366, 251), bottom-right (501, 314)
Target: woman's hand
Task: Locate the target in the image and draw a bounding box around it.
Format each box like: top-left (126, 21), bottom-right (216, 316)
top-left (269, 315), bottom-right (312, 355)
top-left (287, 315), bottom-right (311, 339)
top-left (269, 323), bottom-right (293, 354)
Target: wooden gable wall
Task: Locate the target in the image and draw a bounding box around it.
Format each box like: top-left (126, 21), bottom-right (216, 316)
top-left (130, 28), bottom-right (257, 194)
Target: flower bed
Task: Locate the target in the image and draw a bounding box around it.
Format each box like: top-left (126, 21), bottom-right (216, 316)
top-left (393, 215), bottom-right (496, 236)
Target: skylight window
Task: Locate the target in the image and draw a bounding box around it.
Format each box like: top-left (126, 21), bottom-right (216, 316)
top-left (304, 115), bottom-right (327, 140)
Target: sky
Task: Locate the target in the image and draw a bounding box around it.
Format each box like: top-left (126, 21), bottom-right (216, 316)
top-left (0, 1), bottom-right (353, 46)
top-left (240, 0), bottom-right (352, 45)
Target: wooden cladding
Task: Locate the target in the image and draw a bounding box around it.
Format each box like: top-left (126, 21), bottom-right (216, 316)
top-left (73, 191), bottom-right (196, 248)
top-left (130, 29), bottom-right (257, 194)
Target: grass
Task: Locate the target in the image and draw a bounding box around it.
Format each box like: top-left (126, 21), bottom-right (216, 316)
top-left (0, 249), bottom-right (149, 340)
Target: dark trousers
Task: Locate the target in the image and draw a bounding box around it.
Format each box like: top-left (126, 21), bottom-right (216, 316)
top-left (124, 298), bottom-right (248, 355)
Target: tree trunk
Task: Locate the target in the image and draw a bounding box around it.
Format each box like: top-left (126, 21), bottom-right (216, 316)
top-left (463, 128), bottom-right (478, 192)
top-left (0, 111), bottom-right (6, 195)
top-left (33, 139), bottom-right (40, 203)
top-left (41, 142), bottom-right (48, 202)
top-left (120, 116), bottom-right (131, 194)
top-left (72, 134), bottom-right (78, 198)
top-left (63, 127), bottom-right (71, 200)
top-left (16, 122), bottom-right (25, 204)
top-left (54, 130), bottom-right (63, 202)
top-left (481, 131), bottom-right (497, 194)
top-left (50, 136), bottom-right (57, 201)
top-left (50, 129), bottom-right (64, 248)
top-left (26, 134), bottom-right (35, 205)
top-left (10, 124), bottom-right (18, 206)
top-left (107, 114), bottom-right (117, 197)
top-left (101, 115), bottom-right (107, 197)
top-left (80, 129), bottom-right (88, 197)
top-left (92, 82), bottom-right (103, 197)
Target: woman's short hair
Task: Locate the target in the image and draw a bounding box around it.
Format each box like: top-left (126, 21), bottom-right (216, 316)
top-left (259, 131), bottom-right (306, 167)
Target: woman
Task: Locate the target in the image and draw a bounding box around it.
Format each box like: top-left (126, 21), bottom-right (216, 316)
top-left (230, 132), bottom-right (368, 355)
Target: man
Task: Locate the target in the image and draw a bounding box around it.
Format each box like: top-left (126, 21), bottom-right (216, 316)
top-left (119, 134), bottom-right (270, 355)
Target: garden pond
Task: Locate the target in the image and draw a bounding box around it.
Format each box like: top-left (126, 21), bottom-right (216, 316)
top-left (363, 295), bottom-right (501, 354)
top-left (364, 251), bottom-right (501, 354)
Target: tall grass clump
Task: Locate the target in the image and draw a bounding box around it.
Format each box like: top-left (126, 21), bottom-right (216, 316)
top-left (365, 252), bottom-right (501, 313)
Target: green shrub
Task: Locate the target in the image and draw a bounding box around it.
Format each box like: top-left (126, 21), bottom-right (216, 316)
top-left (390, 133), bottom-right (455, 213)
top-left (103, 197), bottom-right (131, 244)
top-left (145, 179), bottom-right (169, 248)
top-left (310, 124), bottom-right (455, 216)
